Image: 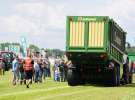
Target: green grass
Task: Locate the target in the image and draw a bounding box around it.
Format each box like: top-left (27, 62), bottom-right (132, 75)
top-left (1, 71), bottom-right (135, 100)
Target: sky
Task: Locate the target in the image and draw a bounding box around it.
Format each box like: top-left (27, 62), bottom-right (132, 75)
top-left (0, 0), bottom-right (135, 50)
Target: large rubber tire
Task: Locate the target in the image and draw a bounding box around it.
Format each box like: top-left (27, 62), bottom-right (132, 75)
top-left (111, 66), bottom-right (120, 86)
top-left (123, 64), bottom-right (129, 84)
top-left (116, 66), bottom-right (120, 86)
top-left (67, 69), bottom-right (79, 86)
top-left (103, 66), bottom-right (119, 86)
top-left (111, 67), bottom-right (118, 86)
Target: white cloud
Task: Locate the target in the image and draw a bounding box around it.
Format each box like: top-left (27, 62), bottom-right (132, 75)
top-left (0, 2), bottom-right (67, 35)
top-left (103, 0), bottom-right (135, 45)
top-left (12, 2), bottom-right (67, 49)
top-left (14, 2), bottom-right (66, 29)
top-left (102, 0), bottom-right (135, 25)
top-left (0, 15), bottom-right (41, 36)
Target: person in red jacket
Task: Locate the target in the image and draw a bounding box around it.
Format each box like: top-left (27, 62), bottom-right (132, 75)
top-left (23, 55), bottom-right (34, 88)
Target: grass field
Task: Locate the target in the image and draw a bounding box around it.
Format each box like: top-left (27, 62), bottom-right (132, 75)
top-left (0, 71), bottom-right (135, 100)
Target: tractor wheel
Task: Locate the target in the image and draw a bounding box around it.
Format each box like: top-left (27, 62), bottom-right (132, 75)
top-left (116, 66), bottom-right (120, 86)
top-left (111, 66), bottom-right (120, 86)
top-left (111, 67), bottom-right (117, 86)
top-left (67, 69), bottom-right (79, 86)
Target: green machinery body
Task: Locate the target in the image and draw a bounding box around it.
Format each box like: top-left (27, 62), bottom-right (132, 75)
top-left (66, 16), bottom-right (131, 86)
top-left (128, 52), bottom-right (135, 62)
top-left (66, 16), bottom-right (126, 66)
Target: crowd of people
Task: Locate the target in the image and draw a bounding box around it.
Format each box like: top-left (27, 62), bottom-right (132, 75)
top-left (11, 54), bottom-right (68, 88)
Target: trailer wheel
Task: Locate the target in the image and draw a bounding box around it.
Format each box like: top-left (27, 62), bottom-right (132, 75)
top-left (111, 67), bottom-right (117, 86)
top-left (67, 69), bottom-right (79, 86)
top-left (111, 65), bottom-right (121, 86)
top-left (116, 66), bottom-right (120, 86)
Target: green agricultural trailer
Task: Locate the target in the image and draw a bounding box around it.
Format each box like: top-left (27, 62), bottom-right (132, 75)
top-left (66, 16), bottom-right (132, 86)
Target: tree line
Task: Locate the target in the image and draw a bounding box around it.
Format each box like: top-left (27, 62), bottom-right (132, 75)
top-left (0, 42), bottom-right (65, 58)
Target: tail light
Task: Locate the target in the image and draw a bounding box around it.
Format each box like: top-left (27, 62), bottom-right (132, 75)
top-left (100, 53), bottom-right (107, 59)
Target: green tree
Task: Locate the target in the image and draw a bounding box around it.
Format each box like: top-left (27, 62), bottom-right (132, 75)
top-left (29, 44), bottom-right (40, 52)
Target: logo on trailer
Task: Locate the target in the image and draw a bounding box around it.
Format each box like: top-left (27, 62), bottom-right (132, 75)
top-left (78, 17), bottom-right (96, 21)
